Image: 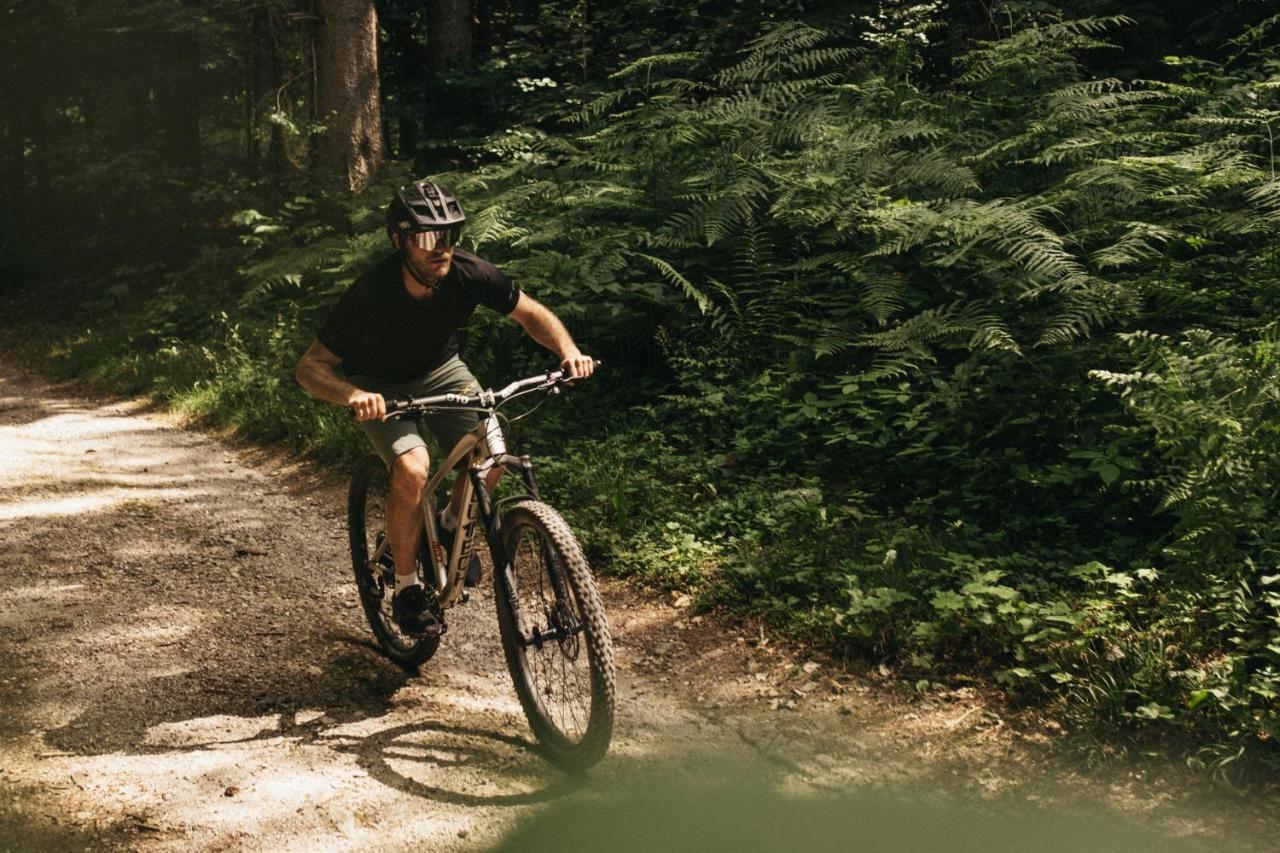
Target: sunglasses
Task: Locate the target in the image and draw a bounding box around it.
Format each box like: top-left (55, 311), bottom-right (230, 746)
top-left (406, 226), bottom-right (462, 252)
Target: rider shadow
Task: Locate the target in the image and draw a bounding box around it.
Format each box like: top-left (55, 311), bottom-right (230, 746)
top-left (329, 720), bottom-right (583, 808)
top-left (42, 638), bottom-right (412, 757)
top-left (42, 625), bottom-right (581, 809)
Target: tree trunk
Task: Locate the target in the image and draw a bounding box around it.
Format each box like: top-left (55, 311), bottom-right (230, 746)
top-left (28, 95), bottom-right (50, 194)
top-left (0, 120), bottom-right (23, 207)
top-left (245, 13), bottom-right (264, 171)
top-left (393, 18), bottom-right (420, 160)
top-left (157, 32), bottom-right (201, 171)
top-left (266, 13), bottom-right (293, 176)
top-left (397, 108), bottom-right (419, 161)
top-left (427, 0), bottom-right (474, 72)
top-left (315, 0), bottom-right (384, 191)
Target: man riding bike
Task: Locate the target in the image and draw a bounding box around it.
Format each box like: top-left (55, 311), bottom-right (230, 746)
top-left (295, 180), bottom-right (594, 635)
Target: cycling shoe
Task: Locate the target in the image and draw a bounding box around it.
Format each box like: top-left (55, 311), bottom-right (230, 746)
top-left (391, 584), bottom-right (435, 635)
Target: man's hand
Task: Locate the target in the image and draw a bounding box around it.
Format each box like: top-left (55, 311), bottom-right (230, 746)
top-left (561, 353), bottom-right (595, 380)
top-left (510, 296), bottom-right (594, 380)
top-left (348, 389), bottom-right (387, 422)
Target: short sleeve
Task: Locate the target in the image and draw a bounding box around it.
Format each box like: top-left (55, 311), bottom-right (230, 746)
top-left (475, 261), bottom-right (521, 314)
top-left (316, 286), bottom-right (365, 361)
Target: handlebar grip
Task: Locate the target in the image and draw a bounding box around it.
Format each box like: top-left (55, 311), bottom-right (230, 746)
top-left (558, 357), bottom-right (602, 379)
top-left (382, 397), bottom-right (411, 417)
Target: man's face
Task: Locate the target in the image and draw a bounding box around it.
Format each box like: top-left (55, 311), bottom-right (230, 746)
top-left (395, 232), bottom-right (455, 284)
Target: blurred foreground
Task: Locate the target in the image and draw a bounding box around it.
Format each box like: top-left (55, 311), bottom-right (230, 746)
top-left (495, 767), bottom-right (1209, 853)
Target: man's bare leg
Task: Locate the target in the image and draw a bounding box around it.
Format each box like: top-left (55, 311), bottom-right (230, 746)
top-left (387, 447), bottom-right (431, 587)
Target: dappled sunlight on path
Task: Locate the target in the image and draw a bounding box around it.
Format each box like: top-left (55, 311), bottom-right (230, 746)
top-left (0, 357), bottom-right (1276, 851)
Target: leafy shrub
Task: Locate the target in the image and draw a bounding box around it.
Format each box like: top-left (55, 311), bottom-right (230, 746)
top-left (17, 9), bottom-right (1280, 780)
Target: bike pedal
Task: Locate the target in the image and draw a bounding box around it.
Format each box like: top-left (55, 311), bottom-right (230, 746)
top-left (406, 616), bottom-right (447, 639)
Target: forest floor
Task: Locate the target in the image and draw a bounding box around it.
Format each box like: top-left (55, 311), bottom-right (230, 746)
top-left (1, 354), bottom-right (1278, 852)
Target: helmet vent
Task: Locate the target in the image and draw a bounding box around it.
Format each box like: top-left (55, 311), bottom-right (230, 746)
top-left (385, 180), bottom-right (467, 237)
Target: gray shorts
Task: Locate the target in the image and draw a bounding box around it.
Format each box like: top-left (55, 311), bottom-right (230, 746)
top-left (345, 355), bottom-right (483, 466)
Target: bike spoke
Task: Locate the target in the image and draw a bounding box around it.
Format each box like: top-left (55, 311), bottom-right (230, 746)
top-left (511, 524), bottom-right (593, 743)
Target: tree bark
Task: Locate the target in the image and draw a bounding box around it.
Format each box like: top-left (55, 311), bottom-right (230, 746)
top-left (315, 0), bottom-right (385, 191)
top-left (157, 31), bottom-right (201, 171)
top-left (28, 94), bottom-right (50, 194)
top-left (266, 11), bottom-right (294, 176)
top-left (427, 0), bottom-right (474, 72)
top-left (245, 13), bottom-right (264, 170)
top-left (0, 120), bottom-right (23, 207)
top-left (393, 17), bottom-right (420, 159)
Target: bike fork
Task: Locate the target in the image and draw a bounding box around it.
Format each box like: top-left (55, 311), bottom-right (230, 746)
top-left (471, 463), bottom-right (576, 648)
top-left (470, 465), bottom-right (523, 627)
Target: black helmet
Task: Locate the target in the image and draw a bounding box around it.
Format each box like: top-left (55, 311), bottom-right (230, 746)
top-left (386, 180), bottom-right (466, 243)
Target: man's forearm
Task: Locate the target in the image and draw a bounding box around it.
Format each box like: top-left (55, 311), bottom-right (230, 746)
top-left (520, 303), bottom-right (581, 360)
top-left (296, 359), bottom-right (360, 407)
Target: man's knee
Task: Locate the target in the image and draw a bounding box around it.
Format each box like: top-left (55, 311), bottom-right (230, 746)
top-left (390, 447), bottom-right (430, 495)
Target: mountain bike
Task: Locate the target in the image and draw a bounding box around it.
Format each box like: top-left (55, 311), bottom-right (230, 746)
top-left (346, 366), bottom-right (615, 769)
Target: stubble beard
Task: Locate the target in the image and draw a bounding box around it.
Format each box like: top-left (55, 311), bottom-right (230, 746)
top-left (406, 253), bottom-right (451, 288)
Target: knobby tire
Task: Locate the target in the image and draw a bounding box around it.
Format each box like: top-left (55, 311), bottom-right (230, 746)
top-left (495, 500), bottom-right (615, 769)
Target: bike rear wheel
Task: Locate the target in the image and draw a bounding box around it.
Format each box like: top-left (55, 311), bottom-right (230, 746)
top-left (348, 454), bottom-right (440, 667)
top-left (495, 500), bottom-right (615, 769)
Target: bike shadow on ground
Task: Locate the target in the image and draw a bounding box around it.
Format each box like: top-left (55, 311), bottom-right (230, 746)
top-left (40, 626), bottom-right (580, 809)
top-left (325, 720), bottom-right (582, 807)
top-left (317, 631), bottom-right (583, 807)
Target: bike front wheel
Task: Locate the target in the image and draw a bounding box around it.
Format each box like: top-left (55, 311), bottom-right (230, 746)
top-left (495, 500), bottom-right (615, 769)
top-left (348, 454), bottom-right (441, 668)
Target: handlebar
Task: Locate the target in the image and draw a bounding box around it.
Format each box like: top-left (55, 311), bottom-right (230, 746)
top-left (379, 359), bottom-right (600, 418)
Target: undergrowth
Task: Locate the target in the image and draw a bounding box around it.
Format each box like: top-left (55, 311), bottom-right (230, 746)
top-left (6, 11), bottom-right (1280, 784)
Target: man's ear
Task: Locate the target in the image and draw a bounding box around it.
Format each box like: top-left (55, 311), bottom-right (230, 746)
top-left (389, 231), bottom-right (401, 250)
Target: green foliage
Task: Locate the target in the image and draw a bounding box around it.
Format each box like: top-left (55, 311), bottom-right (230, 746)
top-left (11, 2), bottom-right (1280, 782)
top-left (423, 11), bottom-right (1280, 777)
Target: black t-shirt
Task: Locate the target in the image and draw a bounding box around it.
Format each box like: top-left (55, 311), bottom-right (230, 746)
top-left (317, 249), bottom-right (521, 380)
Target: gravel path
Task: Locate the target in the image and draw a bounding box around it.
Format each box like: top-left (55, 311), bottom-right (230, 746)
top-left (0, 356), bottom-right (1275, 851)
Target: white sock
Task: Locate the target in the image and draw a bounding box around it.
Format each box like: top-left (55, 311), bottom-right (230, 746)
top-left (394, 572), bottom-right (419, 593)
top-left (440, 506), bottom-right (458, 531)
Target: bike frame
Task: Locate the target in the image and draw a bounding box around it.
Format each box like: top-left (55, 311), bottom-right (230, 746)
top-left (354, 366), bottom-right (613, 767)
top-left (381, 366), bottom-right (585, 646)
top-left (409, 407), bottom-right (548, 625)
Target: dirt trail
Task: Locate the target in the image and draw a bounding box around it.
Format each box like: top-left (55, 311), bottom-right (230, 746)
top-left (0, 356), bottom-right (1276, 851)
